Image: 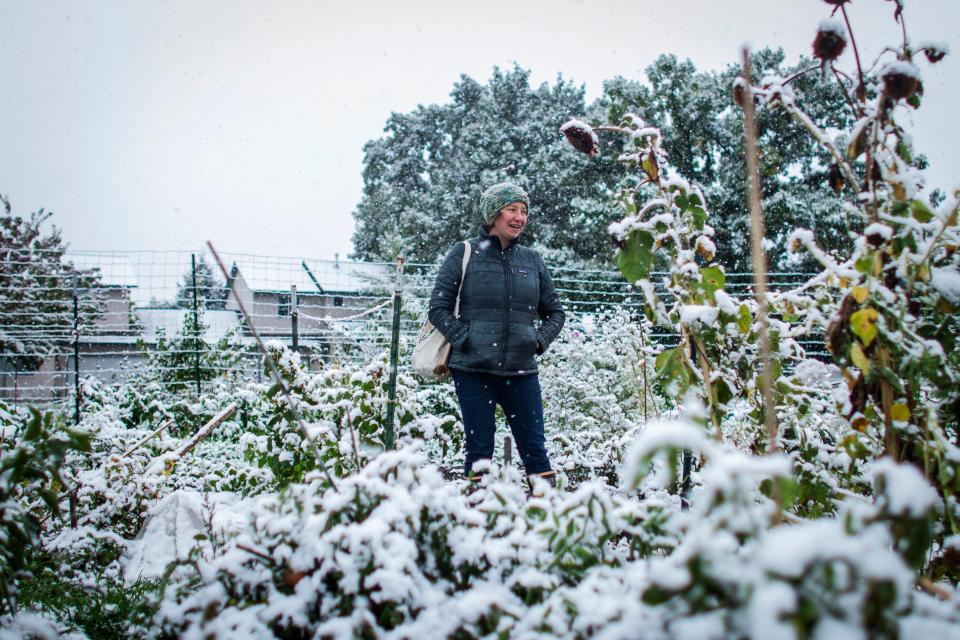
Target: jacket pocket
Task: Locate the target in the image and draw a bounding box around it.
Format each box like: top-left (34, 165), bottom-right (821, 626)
top-left (456, 320), bottom-right (471, 353)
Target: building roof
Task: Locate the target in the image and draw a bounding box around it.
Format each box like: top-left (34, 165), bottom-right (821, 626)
top-left (228, 255), bottom-right (392, 294)
top-left (137, 308), bottom-right (242, 343)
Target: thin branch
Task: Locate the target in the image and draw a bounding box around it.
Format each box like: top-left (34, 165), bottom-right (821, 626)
top-left (840, 4), bottom-right (865, 98)
top-left (782, 65), bottom-right (820, 86)
top-left (106, 419), bottom-right (173, 466)
top-left (237, 543), bottom-right (274, 563)
top-left (830, 66), bottom-right (862, 118)
top-left (774, 97), bottom-right (861, 196)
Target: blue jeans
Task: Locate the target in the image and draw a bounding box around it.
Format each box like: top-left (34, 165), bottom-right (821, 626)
top-left (451, 369), bottom-right (552, 476)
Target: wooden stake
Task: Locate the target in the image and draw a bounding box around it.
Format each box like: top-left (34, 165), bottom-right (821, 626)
top-left (145, 404), bottom-right (236, 474)
top-left (107, 419), bottom-right (174, 466)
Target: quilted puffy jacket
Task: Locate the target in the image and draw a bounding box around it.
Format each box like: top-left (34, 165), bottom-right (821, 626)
top-left (428, 225), bottom-right (565, 376)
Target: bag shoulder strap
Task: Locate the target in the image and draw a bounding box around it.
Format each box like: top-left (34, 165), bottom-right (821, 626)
top-left (453, 240), bottom-right (471, 319)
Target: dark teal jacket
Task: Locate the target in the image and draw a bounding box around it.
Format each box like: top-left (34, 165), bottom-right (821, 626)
top-left (428, 226), bottom-right (565, 376)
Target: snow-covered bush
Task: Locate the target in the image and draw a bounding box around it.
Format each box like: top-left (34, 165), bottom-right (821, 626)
top-left (242, 341), bottom-right (460, 487)
top-left (156, 445), bottom-right (671, 639)
top-left (561, 0), bottom-right (959, 580)
top-left (0, 401), bottom-right (90, 614)
top-left (540, 307), bottom-right (656, 481)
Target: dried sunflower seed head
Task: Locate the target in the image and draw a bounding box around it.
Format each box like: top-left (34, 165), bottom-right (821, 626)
top-left (813, 19), bottom-right (847, 61)
top-left (881, 60), bottom-right (921, 100)
top-left (559, 118), bottom-right (599, 156)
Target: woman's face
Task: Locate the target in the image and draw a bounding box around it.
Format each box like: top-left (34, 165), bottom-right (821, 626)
top-left (491, 201), bottom-right (528, 243)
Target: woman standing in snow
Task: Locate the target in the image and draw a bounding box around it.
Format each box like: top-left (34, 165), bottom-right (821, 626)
top-left (428, 182), bottom-right (565, 487)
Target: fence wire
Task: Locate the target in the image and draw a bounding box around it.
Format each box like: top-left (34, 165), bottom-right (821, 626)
top-left (0, 248), bottom-right (822, 406)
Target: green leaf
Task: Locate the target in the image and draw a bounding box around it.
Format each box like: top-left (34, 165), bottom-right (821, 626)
top-left (24, 408), bottom-right (43, 441)
top-left (699, 266), bottom-right (725, 294)
top-left (737, 304), bottom-right (751, 334)
top-left (855, 254), bottom-right (876, 275)
top-left (615, 230), bottom-right (655, 282)
top-left (655, 347), bottom-right (691, 396)
top-left (910, 199), bottom-right (934, 223)
top-left (715, 377), bottom-right (734, 405)
top-left (39, 488), bottom-right (60, 515)
top-left (688, 206), bottom-right (707, 230)
top-left (896, 141), bottom-right (913, 164)
top-left (875, 366), bottom-right (905, 395)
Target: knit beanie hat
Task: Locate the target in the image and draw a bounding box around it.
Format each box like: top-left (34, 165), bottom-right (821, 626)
top-left (480, 182), bottom-right (529, 225)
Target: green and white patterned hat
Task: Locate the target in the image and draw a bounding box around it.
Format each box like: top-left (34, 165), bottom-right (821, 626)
top-left (480, 182), bottom-right (529, 225)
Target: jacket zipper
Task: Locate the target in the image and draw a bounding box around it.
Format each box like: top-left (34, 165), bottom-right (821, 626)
top-left (500, 247), bottom-right (509, 370)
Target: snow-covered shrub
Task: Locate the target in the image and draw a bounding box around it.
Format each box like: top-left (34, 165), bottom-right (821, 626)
top-left (0, 401), bottom-right (90, 613)
top-left (242, 341), bottom-right (460, 487)
top-left (560, 0), bottom-right (959, 585)
top-left (540, 308), bottom-right (656, 481)
top-left (156, 446), bottom-right (671, 638)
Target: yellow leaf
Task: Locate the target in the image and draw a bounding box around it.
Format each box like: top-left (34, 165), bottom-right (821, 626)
top-left (641, 152), bottom-right (659, 182)
top-left (851, 416), bottom-right (869, 432)
top-left (838, 276), bottom-right (850, 289)
top-left (851, 286), bottom-right (868, 304)
top-left (850, 343), bottom-right (871, 374)
top-left (892, 181), bottom-right (907, 201)
top-left (890, 403), bottom-right (911, 422)
top-left (850, 307), bottom-right (879, 347)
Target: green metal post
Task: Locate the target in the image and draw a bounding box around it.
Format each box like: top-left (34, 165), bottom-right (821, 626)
top-left (384, 257), bottom-right (404, 451)
top-left (72, 275), bottom-right (81, 425)
top-left (291, 284), bottom-right (299, 352)
top-left (191, 254), bottom-right (201, 396)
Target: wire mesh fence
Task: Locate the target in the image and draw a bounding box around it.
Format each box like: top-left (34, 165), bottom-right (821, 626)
top-left (0, 248), bottom-right (822, 407)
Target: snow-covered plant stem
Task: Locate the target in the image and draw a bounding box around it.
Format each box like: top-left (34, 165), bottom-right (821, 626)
top-left (561, 114), bottom-right (794, 451)
top-left (742, 3), bottom-right (960, 536)
top-left (740, 48), bottom-right (779, 455)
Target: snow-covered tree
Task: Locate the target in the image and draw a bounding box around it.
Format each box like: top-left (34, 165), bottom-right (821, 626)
top-left (597, 50), bottom-right (866, 272)
top-left (351, 65), bottom-right (622, 265)
top-left (174, 253), bottom-right (227, 310)
top-left (0, 197), bottom-right (102, 371)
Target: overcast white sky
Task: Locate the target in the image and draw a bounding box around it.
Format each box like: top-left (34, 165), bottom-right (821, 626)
top-left (2, 0), bottom-right (957, 261)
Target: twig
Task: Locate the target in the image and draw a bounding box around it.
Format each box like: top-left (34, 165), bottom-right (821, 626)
top-left (237, 543), bottom-right (273, 563)
top-left (741, 49), bottom-right (779, 456)
top-left (106, 419), bottom-right (173, 466)
top-left (781, 65), bottom-right (820, 86)
top-left (175, 404), bottom-right (235, 459)
top-left (144, 404), bottom-right (236, 474)
top-left (773, 98), bottom-right (860, 195)
top-left (839, 4), bottom-right (865, 99)
top-left (918, 576), bottom-right (954, 601)
top-left (830, 66), bottom-right (862, 118)
top-left (207, 241), bottom-right (339, 489)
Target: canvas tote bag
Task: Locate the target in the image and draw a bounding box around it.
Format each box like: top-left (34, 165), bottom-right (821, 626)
top-left (412, 240), bottom-right (471, 381)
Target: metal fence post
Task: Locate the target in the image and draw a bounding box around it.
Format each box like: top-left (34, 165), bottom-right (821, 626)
top-left (191, 253), bottom-right (201, 396)
top-left (679, 338), bottom-right (695, 508)
top-left (384, 257), bottom-right (405, 451)
top-left (291, 284), bottom-right (299, 352)
top-left (72, 274), bottom-right (81, 425)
